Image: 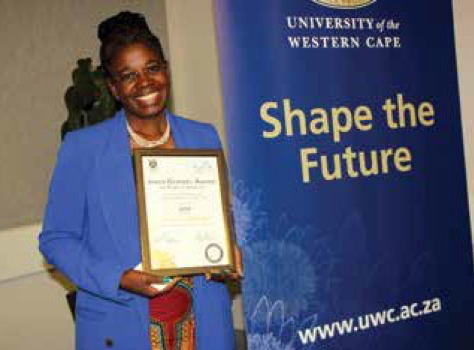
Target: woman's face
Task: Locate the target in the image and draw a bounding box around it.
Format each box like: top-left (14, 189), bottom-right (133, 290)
top-left (107, 42), bottom-right (169, 120)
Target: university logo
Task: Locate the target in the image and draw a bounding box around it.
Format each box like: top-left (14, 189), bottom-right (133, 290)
top-left (148, 159), bottom-right (158, 169)
top-left (312, 0), bottom-right (376, 9)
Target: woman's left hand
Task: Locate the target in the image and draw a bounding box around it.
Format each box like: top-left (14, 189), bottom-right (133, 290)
top-left (205, 244), bottom-right (243, 281)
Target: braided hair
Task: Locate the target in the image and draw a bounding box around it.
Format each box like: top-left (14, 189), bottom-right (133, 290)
top-left (98, 11), bottom-right (166, 77)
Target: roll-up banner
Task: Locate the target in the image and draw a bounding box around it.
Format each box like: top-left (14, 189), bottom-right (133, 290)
top-left (215, 1), bottom-right (474, 349)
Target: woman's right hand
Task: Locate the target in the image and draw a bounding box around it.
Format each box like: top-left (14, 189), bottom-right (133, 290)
top-left (119, 269), bottom-right (181, 298)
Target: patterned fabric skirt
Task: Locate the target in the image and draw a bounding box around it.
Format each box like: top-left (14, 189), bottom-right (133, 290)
top-left (150, 278), bottom-right (195, 350)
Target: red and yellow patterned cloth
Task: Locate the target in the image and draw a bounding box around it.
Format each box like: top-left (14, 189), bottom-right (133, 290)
top-left (149, 278), bottom-right (195, 350)
top-left (129, 134), bottom-right (195, 349)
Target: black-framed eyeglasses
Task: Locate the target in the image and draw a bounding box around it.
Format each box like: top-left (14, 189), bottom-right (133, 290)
top-left (113, 61), bottom-right (168, 85)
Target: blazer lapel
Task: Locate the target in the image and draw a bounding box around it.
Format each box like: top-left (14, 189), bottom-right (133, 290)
top-left (98, 111), bottom-right (151, 331)
top-left (168, 111), bottom-right (186, 148)
top-left (98, 110), bottom-right (141, 267)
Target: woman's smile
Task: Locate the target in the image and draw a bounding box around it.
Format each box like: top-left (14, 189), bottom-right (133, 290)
top-left (136, 91), bottom-right (160, 102)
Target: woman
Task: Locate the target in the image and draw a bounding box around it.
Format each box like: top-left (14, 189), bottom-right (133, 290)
top-left (39, 12), bottom-right (239, 350)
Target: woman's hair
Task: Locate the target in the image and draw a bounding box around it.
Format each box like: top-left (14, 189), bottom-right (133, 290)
top-left (98, 11), bottom-right (166, 76)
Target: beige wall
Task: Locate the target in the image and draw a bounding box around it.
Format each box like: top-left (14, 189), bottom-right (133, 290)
top-left (165, 0), bottom-right (226, 144)
top-left (1, 271), bottom-right (75, 350)
top-left (0, 1), bottom-right (168, 349)
top-left (454, 1), bottom-right (474, 237)
top-left (0, 0), bottom-right (169, 231)
top-left (0, 0), bottom-right (473, 348)
top-left (164, 0), bottom-right (242, 328)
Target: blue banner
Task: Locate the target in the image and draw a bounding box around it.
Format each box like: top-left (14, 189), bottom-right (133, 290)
top-left (215, 1), bottom-right (474, 349)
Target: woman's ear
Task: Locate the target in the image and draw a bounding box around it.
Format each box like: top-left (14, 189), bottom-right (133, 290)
top-left (106, 79), bottom-right (120, 101)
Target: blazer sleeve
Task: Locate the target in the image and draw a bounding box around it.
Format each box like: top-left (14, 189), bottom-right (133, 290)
top-left (39, 133), bottom-right (131, 303)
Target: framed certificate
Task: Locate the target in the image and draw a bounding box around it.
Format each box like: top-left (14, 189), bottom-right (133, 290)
top-left (133, 149), bottom-right (236, 277)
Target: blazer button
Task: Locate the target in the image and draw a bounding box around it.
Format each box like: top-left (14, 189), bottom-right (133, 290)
top-left (105, 338), bottom-right (114, 347)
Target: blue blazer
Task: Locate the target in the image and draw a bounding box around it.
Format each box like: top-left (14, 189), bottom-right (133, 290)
top-left (39, 110), bottom-right (235, 350)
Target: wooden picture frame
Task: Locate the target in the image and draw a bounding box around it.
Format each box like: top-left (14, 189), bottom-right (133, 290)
top-left (133, 149), bottom-right (236, 277)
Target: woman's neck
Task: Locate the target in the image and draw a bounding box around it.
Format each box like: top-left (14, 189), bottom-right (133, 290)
top-left (126, 113), bottom-right (168, 140)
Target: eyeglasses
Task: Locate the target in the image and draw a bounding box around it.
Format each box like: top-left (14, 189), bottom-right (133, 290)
top-left (113, 61), bottom-right (168, 85)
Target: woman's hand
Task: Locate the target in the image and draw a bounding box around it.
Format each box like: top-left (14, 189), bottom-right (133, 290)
top-left (119, 270), bottom-right (181, 297)
top-left (205, 244), bottom-right (243, 281)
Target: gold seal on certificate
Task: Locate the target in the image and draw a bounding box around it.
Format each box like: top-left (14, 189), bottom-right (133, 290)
top-left (133, 149), bottom-right (236, 277)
